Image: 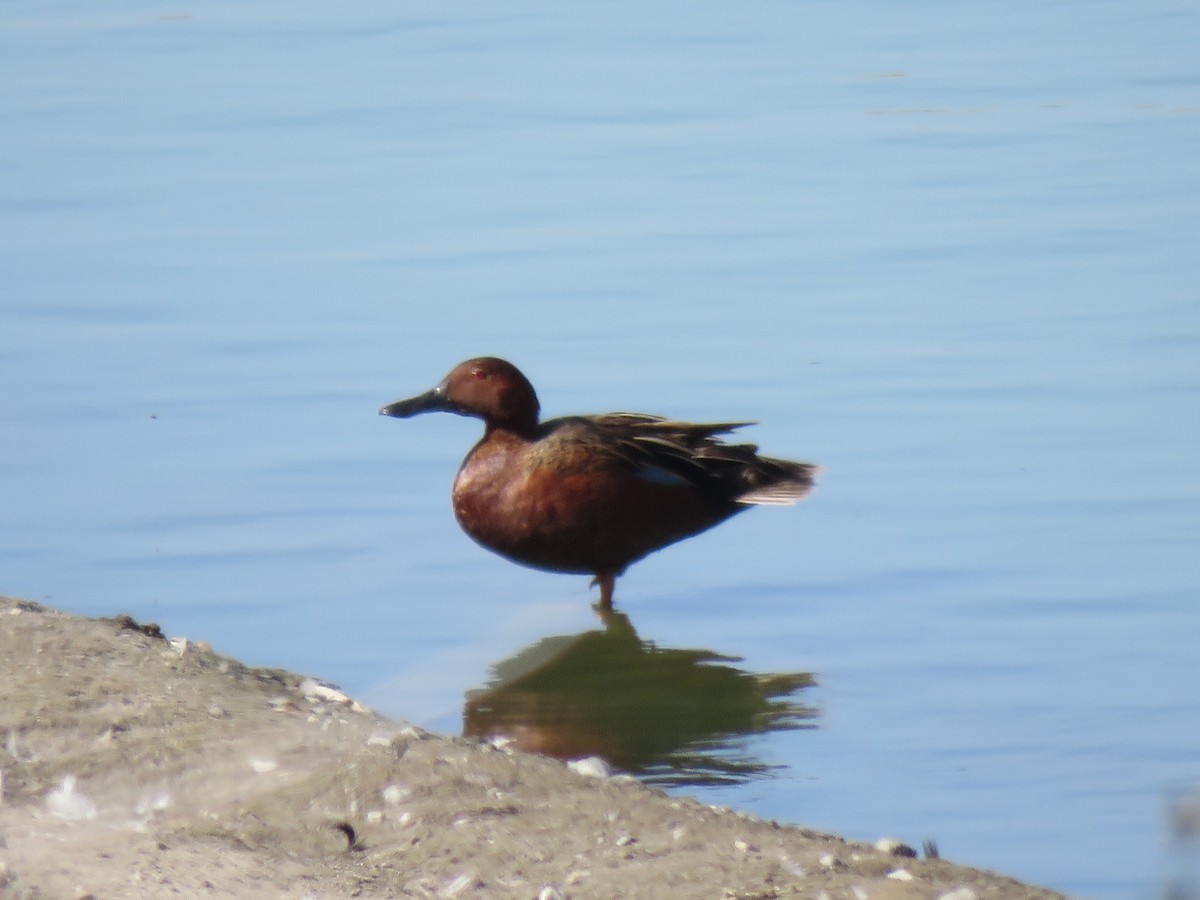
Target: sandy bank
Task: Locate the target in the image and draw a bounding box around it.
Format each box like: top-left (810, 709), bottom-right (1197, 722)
top-left (0, 596), bottom-right (1063, 899)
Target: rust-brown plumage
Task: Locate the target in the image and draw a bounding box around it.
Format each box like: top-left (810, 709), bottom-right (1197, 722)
top-left (381, 357), bottom-right (816, 608)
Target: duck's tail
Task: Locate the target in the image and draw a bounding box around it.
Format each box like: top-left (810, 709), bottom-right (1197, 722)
top-left (735, 459), bottom-right (819, 506)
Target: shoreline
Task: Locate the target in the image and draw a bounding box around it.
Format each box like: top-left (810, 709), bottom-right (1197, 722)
top-left (0, 595), bottom-right (1064, 898)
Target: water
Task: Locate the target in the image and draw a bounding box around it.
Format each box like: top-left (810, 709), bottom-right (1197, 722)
top-left (3, 1), bottom-right (1199, 895)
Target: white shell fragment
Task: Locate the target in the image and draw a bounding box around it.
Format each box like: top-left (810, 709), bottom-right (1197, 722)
top-left (439, 871), bottom-right (477, 897)
top-left (298, 678), bottom-right (369, 713)
top-left (135, 789), bottom-right (172, 816)
top-left (567, 756), bottom-right (612, 779)
top-left (46, 775), bottom-right (97, 821)
top-left (819, 853), bottom-right (846, 870)
top-left (381, 784), bottom-right (410, 805)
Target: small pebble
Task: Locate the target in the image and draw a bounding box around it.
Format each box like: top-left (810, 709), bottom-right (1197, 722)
top-left (381, 784), bottom-right (410, 805)
top-left (537, 888), bottom-right (562, 900)
top-left (875, 837), bottom-right (917, 857)
top-left (818, 853), bottom-right (846, 871)
top-left (887, 868), bottom-right (915, 881)
top-left (1171, 790), bottom-right (1200, 840)
top-left (248, 757), bottom-right (277, 774)
top-left (332, 821), bottom-right (363, 852)
top-left (937, 889), bottom-right (979, 900)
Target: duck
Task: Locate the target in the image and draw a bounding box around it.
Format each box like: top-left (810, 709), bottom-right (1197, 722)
top-left (380, 357), bottom-right (816, 608)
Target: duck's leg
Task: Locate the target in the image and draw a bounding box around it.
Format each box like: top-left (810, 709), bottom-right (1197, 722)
top-left (591, 573), bottom-right (616, 610)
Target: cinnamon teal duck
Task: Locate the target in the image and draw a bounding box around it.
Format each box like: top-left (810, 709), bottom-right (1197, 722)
top-left (380, 357), bottom-right (816, 608)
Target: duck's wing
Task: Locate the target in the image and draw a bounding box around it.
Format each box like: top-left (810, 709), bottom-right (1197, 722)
top-left (544, 414), bottom-right (817, 505)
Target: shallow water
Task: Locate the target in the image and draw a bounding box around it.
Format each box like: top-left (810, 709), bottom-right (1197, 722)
top-left (4, 1), bottom-right (1200, 895)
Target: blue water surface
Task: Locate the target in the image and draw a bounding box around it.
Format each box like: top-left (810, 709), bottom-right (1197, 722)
top-left (3, 1), bottom-right (1199, 895)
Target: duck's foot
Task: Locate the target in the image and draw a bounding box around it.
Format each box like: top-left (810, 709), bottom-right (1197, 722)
top-left (589, 574), bottom-right (616, 610)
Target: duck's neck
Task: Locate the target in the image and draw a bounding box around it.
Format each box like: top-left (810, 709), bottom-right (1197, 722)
top-left (484, 416), bottom-right (539, 441)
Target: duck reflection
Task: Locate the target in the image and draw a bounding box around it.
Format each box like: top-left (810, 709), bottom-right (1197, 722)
top-left (463, 611), bottom-right (817, 786)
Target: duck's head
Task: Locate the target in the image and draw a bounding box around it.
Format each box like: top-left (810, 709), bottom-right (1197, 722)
top-left (380, 357), bottom-right (540, 435)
